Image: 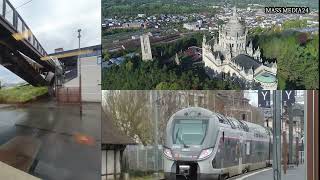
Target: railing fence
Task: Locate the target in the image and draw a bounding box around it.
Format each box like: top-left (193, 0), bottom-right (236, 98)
top-left (123, 145), bottom-right (164, 172)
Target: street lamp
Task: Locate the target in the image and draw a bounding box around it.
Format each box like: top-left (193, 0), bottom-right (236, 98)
top-left (78, 29), bottom-right (82, 115)
top-left (151, 90), bottom-right (160, 178)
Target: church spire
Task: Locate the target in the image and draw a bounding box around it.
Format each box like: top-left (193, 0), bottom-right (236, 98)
top-left (232, 6), bottom-right (237, 17)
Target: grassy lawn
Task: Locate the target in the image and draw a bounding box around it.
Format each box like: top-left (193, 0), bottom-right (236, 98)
top-left (0, 85), bottom-right (48, 103)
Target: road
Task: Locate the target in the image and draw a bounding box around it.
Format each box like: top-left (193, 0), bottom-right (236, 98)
top-left (0, 100), bottom-right (101, 180)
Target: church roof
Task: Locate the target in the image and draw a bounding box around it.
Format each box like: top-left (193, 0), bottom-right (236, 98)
top-left (232, 54), bottom-right (261, 70)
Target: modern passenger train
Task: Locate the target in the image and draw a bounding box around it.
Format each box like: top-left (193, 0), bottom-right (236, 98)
top-left (163, 107), bottom-right (273, 180)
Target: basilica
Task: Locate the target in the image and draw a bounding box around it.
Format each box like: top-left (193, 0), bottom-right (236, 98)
top-left (202, 8), bottom-right (278, 90)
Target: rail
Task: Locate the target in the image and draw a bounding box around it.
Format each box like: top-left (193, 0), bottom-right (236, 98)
top-left (0, 0), bottom-right (47, 57)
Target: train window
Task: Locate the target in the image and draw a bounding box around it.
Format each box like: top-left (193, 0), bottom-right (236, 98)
top-left (246, 142), bottom-right (250, 155)
top-left (236, 143), bottom-right (240, 156)
top-left (172, 119), bottom-right (208, 145)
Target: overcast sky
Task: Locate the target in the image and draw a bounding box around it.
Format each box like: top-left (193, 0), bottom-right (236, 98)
top-left (1, 0), bottom-right (101, 84)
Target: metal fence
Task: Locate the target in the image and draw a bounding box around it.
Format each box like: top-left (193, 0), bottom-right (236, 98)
top-left (124, 145), bottom-right (164, 172)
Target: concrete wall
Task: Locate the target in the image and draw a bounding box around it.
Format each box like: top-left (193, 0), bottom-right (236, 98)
top-left (102, 150), bottom-right (106, 175)
top-left (80, 56), bottom-right (101, 102)
top-left (101, 150), bottom-right (121, 180)
top-left (65, 56), bottom-right (101, 102)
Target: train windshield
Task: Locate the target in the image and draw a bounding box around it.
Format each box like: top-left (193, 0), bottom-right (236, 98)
top-left (172, 119), bottom-right (208, 145)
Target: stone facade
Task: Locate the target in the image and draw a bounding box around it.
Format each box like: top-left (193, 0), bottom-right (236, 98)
top-left (202, 7), bottom-right (278, 90)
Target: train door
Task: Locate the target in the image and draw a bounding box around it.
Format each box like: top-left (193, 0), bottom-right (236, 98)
top-left (238, 133), bottom-right (244, 174)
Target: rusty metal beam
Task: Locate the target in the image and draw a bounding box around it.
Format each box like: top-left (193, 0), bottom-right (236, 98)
top-left (306, 90), bottom-right (319, 180)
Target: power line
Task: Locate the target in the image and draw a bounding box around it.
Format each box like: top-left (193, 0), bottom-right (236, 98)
top-left (5, 0), bottom-right (33, 15)
top-left (14, 0), bottom-right (33, 10)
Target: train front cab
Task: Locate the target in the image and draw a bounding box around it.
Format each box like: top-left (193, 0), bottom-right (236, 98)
top-left (163, 109), bottom-right (272, 180)
top-left (163, 110), bottom-right (224, 180)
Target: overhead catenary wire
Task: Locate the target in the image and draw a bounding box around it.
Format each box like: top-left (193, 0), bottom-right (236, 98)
top-left (14, 0), bottom-right (33, 10)
top-left (5, 0), bottom-right (33, 15)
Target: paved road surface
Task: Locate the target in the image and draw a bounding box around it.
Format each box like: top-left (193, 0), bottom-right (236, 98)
top-left (0, 101), bottom-right (101, 180)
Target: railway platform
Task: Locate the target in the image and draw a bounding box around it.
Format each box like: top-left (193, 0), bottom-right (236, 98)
top-left (237, 164), bottom-right (306, 180)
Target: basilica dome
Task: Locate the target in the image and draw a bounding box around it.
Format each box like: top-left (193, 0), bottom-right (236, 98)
top-left (221, 9), bottom-right (246, 37)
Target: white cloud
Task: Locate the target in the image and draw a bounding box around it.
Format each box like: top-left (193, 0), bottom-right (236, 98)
top-left (0, 66), bottom-right (25, 85)
top-left (10, 0), bottom-right (101, 53)
top-left (1, 0), bottom-right (101, 84)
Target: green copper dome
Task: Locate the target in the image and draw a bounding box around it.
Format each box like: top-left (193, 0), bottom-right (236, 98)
top-left (255, 72), bottom-right (277, 83)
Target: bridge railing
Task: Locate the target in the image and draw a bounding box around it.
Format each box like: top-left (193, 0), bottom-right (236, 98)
top-left (0, 0), bottom-right (47, 57)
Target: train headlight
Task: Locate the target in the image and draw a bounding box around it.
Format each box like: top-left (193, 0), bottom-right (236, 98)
top-left (163, 147), bottom-right (173, 160)
top-left (198, 148), bottom-right (213, 160)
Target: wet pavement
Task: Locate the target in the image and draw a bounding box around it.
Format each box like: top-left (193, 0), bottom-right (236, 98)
top-left (0, 100), bottom-right (101, 180)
